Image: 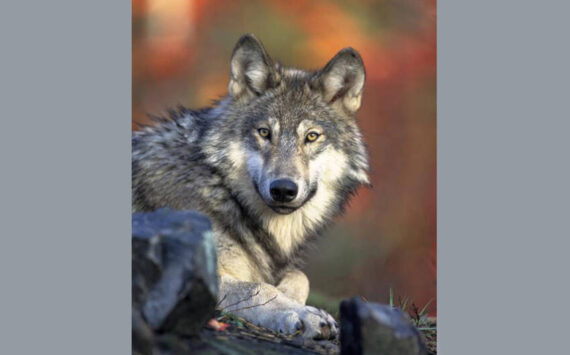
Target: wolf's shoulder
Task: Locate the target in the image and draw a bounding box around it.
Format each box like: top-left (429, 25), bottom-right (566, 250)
top-left (132, 105), bottom-right (216, 146)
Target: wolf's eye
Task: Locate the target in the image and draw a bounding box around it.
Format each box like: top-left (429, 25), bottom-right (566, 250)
top-left (258, 128), bottom-right (271, 139)
top-left (306, 131), bottom-right (320, 143)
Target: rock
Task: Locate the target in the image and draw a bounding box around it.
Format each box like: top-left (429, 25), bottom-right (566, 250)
top-left (132, 307), bottom-right (154, 355)
top-left (132, 208), bottom-right (218, 337)
top-left (340, 297), bottom-right (426, 355)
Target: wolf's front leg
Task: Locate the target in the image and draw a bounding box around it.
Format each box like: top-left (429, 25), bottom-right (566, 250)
top-left (276, 269), bottom-right (310, 304)
top-left (218, 275), bottom-right (338, 339)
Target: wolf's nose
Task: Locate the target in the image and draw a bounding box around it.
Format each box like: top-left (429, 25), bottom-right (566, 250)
top-left (270, 179), bottom-right (298, 203)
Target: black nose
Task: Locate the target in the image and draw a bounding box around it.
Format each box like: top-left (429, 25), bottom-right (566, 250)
top-left (270, 179), bottom-right (298, 203)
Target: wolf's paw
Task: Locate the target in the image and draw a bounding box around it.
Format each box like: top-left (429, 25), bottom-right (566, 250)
top-left (274, 306), bottom-right (338, 340)
top-left (297, 306), bottom-right (338, 340)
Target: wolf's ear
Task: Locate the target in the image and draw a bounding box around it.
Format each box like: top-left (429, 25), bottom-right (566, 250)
top-left (229, 34), bottom-right (280, 102)
top-left (311, 48), bottom-right (365, 114)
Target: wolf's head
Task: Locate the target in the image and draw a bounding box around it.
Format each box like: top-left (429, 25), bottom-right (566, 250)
top-left (203, 34), bottom-right (369, 247)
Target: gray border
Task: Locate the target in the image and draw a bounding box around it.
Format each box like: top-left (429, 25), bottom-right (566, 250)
top-left (0, 1), bottom-right (130, 354)
top-left (439, 1), bottom-right (570, 354)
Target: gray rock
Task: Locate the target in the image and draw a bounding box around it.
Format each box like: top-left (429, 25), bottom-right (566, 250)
top-left (132, 208), bottom-right (218, 337)
top-left (132, 307), bottom-right (154, 355)
top-left (340, 297), bottom-right (426, 355)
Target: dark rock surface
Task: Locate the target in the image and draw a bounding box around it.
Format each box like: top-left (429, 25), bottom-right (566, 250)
top-left (340, 297), bottom-right (426, 355)
top-left (132, 208), bottom-right (218, 346)
top-left (132, 306), bottom-right (155, 355)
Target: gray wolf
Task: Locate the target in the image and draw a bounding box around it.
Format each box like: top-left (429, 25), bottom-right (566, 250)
top-left (132, 34), bottom-right (370, 339)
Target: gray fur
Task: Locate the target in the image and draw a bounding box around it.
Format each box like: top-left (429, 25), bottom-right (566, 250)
top-left (132, 34), bottom-right (370, 339)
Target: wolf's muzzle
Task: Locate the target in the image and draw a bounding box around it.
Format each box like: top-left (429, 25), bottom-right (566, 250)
top-left (269, 179), bottom-right (298, 203)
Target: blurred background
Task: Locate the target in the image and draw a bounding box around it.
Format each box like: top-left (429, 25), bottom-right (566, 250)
top-left (133, 0), bottom-right (436, 315)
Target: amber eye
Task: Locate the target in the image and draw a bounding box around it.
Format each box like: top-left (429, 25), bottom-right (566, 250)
top-left (306, 131), bottom-right (320, 143)
top-left (258, 128), bottom-right (271, 139)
